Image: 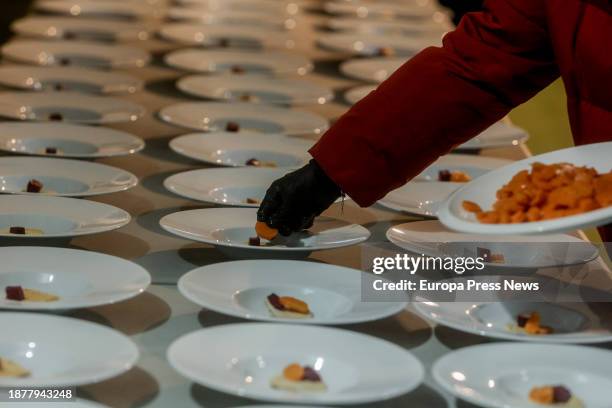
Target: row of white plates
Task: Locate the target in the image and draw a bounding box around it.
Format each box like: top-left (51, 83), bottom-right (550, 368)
top-left (4, 309), bottom-right (612, 407)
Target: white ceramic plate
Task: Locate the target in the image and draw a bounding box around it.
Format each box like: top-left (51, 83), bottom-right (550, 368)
top-left (0, 195), bottom-right (130, 239)
top-left (326, 16), bottom-right (451, 35)
top-left (159, 208), bottom-right (370, 258)
top-left (344, 84), bottom-right (375, 104)
top-left (11, 16), bottom-right (151, 41)
top-left (173, 0), bottom-right (300, 15)
top-left (317, 32), bottom-right (442, 57)
top-left (433, 343), bottom-right (612, 408)
top-left (159, 102), bottom-right (328, 135)
top-left (167, 323), bottom-right (424, 404)
top-left (387, 220), bottom-right (599, 269)
top-left (164, 49), bottom-right (313, 75)
top-left (323, 0), bottom-right (441, 19)
top-left (164, 167), bottom-right (291, 206)
top-left (378, 154), bottom-right (512, 217)
top-left (0, 247), bottom-right (150, 311)
top-left (35, 0), bottom-right (159, 19)
top-left (340, 57), bottom-right (406, 83)
top-left (166, 8), bottom-right (297, 30)
top-left (176, 74), bottom-right (334, 106)
top-left (414, 299), bottom-right (612, 344)
top-left (459, 121), bottom-right (530, 150)
top-left (0, 312), bottom-right (139, 387)
top-left (178, 260), bottom-right (407, 324)
top-left (0, 92), bottom-right (145, 124)
top-left (0, 157), bottom-right (138, 197)
top-left (159, 23), bottom-right (294, 49)
top-left (1, 40), bottom-right (150, 68)
top-left (169, 131), bottom-right (313, 167)
top-left (0, 122), bottom-right (144, 158)
top-left (439, 142), bottom-right (612, 235)
top-left (0, 66), bottom-right (143, 94)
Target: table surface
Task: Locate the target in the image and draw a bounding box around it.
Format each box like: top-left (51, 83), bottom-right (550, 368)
top-left (1, 4), bottom-right (610, 408)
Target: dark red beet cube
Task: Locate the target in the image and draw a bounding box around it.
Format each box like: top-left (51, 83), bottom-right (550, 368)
top-left (27, 179), bottom-right (43, 193)
top-left (49, 113), bottom-right (63, 121)
top-left (226, 122), bottom-right (240, 132)
top-left (552, 386), bottom-right (572, 403)
top-left (45, 147), bottom-right (58, 154)
top-left (438, 169), bottom-right (452, 181)
top-left (245, 158), bottom-right (260, 166)
top-left (516, 313), bottom-right (531, 328)
top-left (248, 236), bottom-right (261, 246)
top-left (267, 293), bottom-right (284, 310)
top-left (302, 366), bottom-right (322, 382)
top-left (6, 286), bottom-right (25, 301)
top-left (9, 226), bottom-right (26, 235)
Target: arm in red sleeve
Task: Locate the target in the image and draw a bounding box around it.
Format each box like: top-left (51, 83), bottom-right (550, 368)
top-left (310, 0), bottom-right (560, 206)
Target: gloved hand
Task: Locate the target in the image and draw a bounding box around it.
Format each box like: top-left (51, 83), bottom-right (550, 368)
top-left (257, 159), bottom-right (342, 236)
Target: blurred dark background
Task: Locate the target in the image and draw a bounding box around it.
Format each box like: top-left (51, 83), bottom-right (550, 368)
top-left (0, 2), bottom-right (33, 44)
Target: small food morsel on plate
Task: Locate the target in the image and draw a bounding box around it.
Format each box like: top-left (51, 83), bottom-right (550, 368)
top-left (266, 293), bottom-right (313, 319)
top-left (246, 197), bottom-right (260, 204)
top-left (45, 147), bottom-right (59, 155)
top-left (48, 112), bottom-right (64, 121)
top-left (59, 58), bottom-right (70, 66)
top-left (230, 65), bottom-right (245, 74)
top-left (463, 163), bottom-right (612, 224)
top-left (376, 46), bottom-right (395, 57)
top-left (5, 226), bottom-right (44, 236)
top-left (476, 247), bottom-right (505, 264)
top-left (53, 83), bottom-right (65, 91)
top-left (255, 220), bottom-right (278, 240)
top-left (239, 93), bottom-right (254, 102)
top-left (271, 363), bottom-right (326, 392)
top-left (0, 357), bottom-right (30, 378)
top-left (225, 121), bottom-right (240, 132)
top-left (248, 236), bottom-right (261, 246)
top-left (5, 285), bottom-right (59, 302)
top-left (438, 170), bottom-right (471, 182)
top-left (529, 385), bottom-right (584, 407)
top-left (26, 179), bottom-right (44, 193)
top-left (509, 311), bottom-right (553, 335)
top-left (245, 158), bottom-right (277, 168)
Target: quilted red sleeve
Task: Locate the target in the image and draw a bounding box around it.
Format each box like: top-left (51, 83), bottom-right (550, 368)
top-left (310, 0), bottom-right (559, 206)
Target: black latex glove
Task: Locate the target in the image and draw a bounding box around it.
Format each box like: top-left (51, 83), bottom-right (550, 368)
top-left (257, 159), bottom-right (342, 236)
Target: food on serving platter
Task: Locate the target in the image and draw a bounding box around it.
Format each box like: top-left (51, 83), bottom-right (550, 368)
top-left (54, 83), bottom-right (65, 91)
top-left (508, 312), bottom-right (553, 335)
top-left (248, 236), bottom-right (261, 246)
top-left (0, 357), bottom-right (30, 377)
top-left (462, 163), bottom-right (612, 224)
top-left (26, 179), bottom-right (44, 193)
top-left (245, 158), bottom-right (277, 167)
top-left (476, 247), bottom-right (505, 264)
top-left (376, 46), bottom-right (395, 57)
top-left (45, 147), bottom-right (59, 155)
top-left (438, 170), bottom-right (471, 182)
top-left (59, 58), bottom-right (70, 66)
top-left (230, 65), bottom-right (245, 74)
top-left (255, 220), bottom-right (278, 240)
top-left (225, 121), bottom-right (240, 132)
top-left (48, 112), bottom-right (64, 121)
top-left (529, 385), bottom-right (584, 407)
top-left (219, 38), bottom-right (230, 47)
top-left (4, 226), bottom-right (44, 236)
top-left (239, 93), bottom-right (258, 102)
top-left (271, 363), bottom-right (326, 392)
top-left (266, 293), bottom-right (313, 319)
top-left (6, 285), bottom-right (59, 302)
top-left (246, 197), bottom-right (260, 204)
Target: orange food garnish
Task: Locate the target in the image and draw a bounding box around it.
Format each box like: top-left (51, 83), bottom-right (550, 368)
top-left (450, 171), bottom-right (471, 182)
top-left (462, 200), bottom-right (482, 213)
top-left (279, 296), bottom-right (310, 314)
top-left (529, 386), bottom-right (555, 404)
top-left (464, 163), bottom-right (612, 224)
top-left (255, 221), bottom-right (278, 240)
top-left (523, 312), bottom-right (553, 335)
top-left (283, 363), bottom-right (305, 381)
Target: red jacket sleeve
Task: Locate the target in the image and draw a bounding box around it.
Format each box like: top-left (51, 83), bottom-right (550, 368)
top-left (310, 0), bottom-right (560, 206)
